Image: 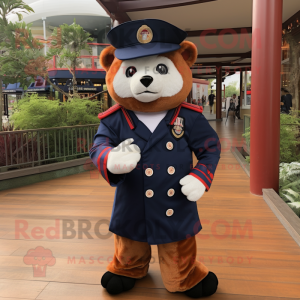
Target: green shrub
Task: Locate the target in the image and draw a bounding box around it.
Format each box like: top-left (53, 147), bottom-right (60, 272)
top-left (242, 127), bottom-right (250, 151)
top-left (279, 162), bottom-right (300, 217)
top-left (243, 111), bottom-right (300, 164)
top-left (280, 111), bottom-right (300, 163)
top-left (11, 94), bottom-right (101, 130)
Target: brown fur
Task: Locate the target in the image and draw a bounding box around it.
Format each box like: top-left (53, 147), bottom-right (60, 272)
top-left (99, 41), bottom-right (198, 112)
top-left (107, 234), bottom-right (208, 292)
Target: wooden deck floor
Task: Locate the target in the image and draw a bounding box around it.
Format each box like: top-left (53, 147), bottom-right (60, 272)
top-left (0, 119), bottom-right (300, 300)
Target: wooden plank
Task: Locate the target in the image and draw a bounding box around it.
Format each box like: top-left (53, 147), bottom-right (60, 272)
top-left (0, 120), bottom-right (299, 299)
top-left (0, 279), bottom-right (48, 299)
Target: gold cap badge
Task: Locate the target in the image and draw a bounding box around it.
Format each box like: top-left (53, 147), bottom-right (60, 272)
top-left (137, 25), bottom-right (153, 44)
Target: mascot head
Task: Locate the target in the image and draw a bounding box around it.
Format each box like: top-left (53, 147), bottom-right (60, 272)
top-left (100, 19), bottom-right (198, 112)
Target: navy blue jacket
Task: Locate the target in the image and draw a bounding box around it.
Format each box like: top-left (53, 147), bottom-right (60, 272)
top-left (89, 103), bottom-right (221, 245)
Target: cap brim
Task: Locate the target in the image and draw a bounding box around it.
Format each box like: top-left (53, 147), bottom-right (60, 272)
top-left (115, 42), bottom-right (181, 60)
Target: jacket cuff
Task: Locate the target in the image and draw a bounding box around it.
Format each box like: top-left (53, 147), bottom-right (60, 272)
top-left (97, 147), bottom-right (113, 185)
top-left (189, 164), bottom-right (214, 191)
top-left (96, 147), bottom-right (126, 187)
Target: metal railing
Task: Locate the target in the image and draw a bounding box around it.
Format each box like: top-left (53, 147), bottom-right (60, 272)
top-left (0, 124), bottom-right (98, 172)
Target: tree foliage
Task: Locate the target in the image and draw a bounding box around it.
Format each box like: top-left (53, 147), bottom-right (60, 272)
top-left (47, 19), bottom-right (93, 97)
top-left (0, 0), bottom-right (35, 130)
top-left (0, 21), bottom-right (46, 88)
top-left (0, 0), bottom-right (34, 26)
top-left (225, 81), bottom-right (239, 98)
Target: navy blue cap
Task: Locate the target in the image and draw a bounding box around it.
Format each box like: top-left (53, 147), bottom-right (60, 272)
top-left (107, 19), bottom-right (187, 60)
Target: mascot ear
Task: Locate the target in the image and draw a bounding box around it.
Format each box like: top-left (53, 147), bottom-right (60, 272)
top-left (179, 41), bottom-right (198, 67)
top-left (99, 46), bottom-right (116, 72)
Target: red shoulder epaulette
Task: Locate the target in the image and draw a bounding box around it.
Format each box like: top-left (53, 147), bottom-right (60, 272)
top-left (181, 102), bottom-right (204, 113)
top-left (169, 102), bottom-right (203, 125)
top-left (98, 104), bottom-right (135, 130)
top-left (98, 104), bottom-right (122, 120)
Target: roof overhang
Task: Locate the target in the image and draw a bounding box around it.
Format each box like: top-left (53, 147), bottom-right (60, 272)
top-left (96, 0), bottom-right (300, 77)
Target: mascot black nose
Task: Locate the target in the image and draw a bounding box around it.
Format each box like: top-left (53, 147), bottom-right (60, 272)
top-left (140, 76), bottom-right (153, 88)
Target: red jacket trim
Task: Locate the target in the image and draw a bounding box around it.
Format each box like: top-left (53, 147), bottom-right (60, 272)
top-left (98, 104), bottom-right (135, 130)
top-left (193, 168), bottom-right (212, 184)
top-left (121, 107), bottom-right (135, 130)
top-left (198, 164), bottom-right (214, 179)
top-left (169, 102), bottom-right (203, 125)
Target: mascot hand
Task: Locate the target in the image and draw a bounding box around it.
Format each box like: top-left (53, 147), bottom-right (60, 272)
top-left (179, 175), bottom-right (206, 201)
top-left (107, 138), bottom-right (141, 174)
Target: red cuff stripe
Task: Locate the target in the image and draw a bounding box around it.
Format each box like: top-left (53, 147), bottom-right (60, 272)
top-left (190, 173), bottom-right (210, 191)
top-left (97, 147), bottom-right (111, 172)
top-left (197, 164), bottom-right (214, 179)
top-left (103, 148), bottom-right (112, 184)
top-left (194, 168), bottom-right (212, 183)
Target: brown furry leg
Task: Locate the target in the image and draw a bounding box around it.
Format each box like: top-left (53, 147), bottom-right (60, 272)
top-left (107, 234), bottom-right (152, 279)
top-left (157, 236), bottom-right (208, 292)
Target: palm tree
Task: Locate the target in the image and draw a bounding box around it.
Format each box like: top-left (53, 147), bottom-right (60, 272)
top-left (0, 0), bottom-right (34, 130)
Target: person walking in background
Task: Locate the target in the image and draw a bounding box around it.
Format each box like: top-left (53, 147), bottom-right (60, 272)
top-left (281, 88), bottom-right (288, 113)
top-left (284, 89), bottom-right (293, 113)
top-left (230, 94), bottom-right (240, 119)
top-left (231, 94), bottom-right (238, 106)
top-left (202, 95), bottom-right (206, 107)
top-left (208, 92), bottom-right (215, 114)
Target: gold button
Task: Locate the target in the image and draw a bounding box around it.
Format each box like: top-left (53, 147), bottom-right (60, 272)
top-left (166, 142), bottom-right (173, 150)
top-left (145, 168), bottom-right (153, 177)
top-left (167, 166), bottom-right (175, 175)
top-left (166, 209), bottom-right (174, 217)
top-left (145, 189), bottom-right (154, 198)
top-left (167, 189), bottom-right (175, 197)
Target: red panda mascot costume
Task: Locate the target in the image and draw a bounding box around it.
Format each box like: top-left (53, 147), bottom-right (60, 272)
top-left (90, 19), bottom-right (221, 298)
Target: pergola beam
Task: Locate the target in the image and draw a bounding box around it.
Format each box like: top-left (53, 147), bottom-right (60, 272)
top-left (118, 0), bottom-right (216, 12)
top-left (96, 0), bottom-right (131, 24)
top-left (192, 62), bottom-right (251, 67)
top-left (186, 27), bottom-right (252, 37)
top-left (197, 52), bottom-right (251, 59)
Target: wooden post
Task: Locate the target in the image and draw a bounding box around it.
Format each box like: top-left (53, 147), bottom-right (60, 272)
top-left (216, 66), bottom-right (222, 119)
top-left (250, 0), bottom-right (283, 195)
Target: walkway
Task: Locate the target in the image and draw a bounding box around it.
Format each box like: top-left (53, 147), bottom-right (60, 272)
top-left (0, 118), bottom-right (299, 299)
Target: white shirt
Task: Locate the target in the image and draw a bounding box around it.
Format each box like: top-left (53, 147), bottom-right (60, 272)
top-left (134, 111), bottom-right (168, 133)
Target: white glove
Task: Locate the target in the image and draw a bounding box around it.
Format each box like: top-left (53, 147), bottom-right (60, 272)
top-left (179, 175), bottom-right (206, 202)
top-left (107, 138), bottom-right (141, 174)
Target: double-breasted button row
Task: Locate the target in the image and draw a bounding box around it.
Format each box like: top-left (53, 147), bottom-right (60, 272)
top-left (145, 166), bottom-right (175, 176)
top-left (146, 189), bottom-right (175, 197)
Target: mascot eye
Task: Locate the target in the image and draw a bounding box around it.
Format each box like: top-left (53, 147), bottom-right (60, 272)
top-left (156, 64), bottom-right (168, 75)
top-left (126, 66), bottom-right (137, 78)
